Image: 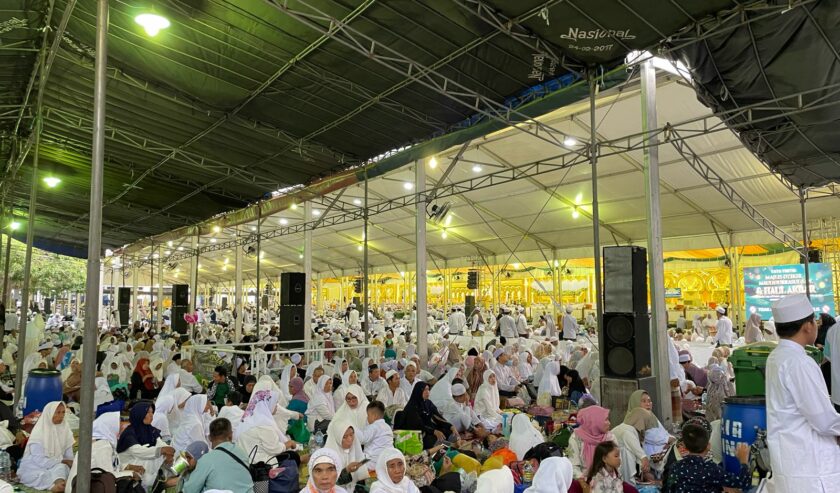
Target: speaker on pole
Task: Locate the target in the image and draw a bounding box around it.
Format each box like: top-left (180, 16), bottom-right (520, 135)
top-left (464, 295), bottom-right (475, 317)
top-left (600, 246), bottom-right (652, 379)
top-left (171, 284), bottom-right (189, 334)
top-left (278, 305), bottom-right (305, 343)
top-left (281, 272), bottom-right (306, 305)
top-left (117, 287), bottom-right (131, 330)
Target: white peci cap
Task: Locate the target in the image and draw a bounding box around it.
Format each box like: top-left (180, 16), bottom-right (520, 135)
top-left (771, 293), bottom-right (814, 323)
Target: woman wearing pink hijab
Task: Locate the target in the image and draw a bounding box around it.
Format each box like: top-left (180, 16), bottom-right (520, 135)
top-left (567, 405), bottom-right (614, 480)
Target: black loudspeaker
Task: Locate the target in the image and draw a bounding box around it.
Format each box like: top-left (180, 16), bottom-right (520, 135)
top-left (465, 295), bottom-right (475, 317)
top-left (118, 287), bottom-right (131, 306)
top-left (261, 294), bottom-right (269, 308)
top-left (172, 284), bottom-right (189, 307)
top-left (171, 306), bottom-right (188, 334)
top-left (601, 312), bottom-right (652, 378)
top-left (118, 287), bottom-right (131, 329)
top-left (44, 298), bottom-right (52, 314)
top-left (279, 305), bottom-right (305, 342)
top-left (221, 296), bottom-right (228, 310)
top-left (801, 248), bottom-right (822, 264)
top-left (467, 271), bottom-right (478, 289)
top-left (281, 273), bottom-right (306, 305)
top-left (603, 246), bottom-right (648, 315)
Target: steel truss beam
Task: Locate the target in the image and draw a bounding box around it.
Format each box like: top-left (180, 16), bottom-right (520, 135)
top-left (130, 80), bottom-right (840, 268)
top-left (452, 0), bottom-right (585, 77)
top-left (263, 0), bottom-right (587, 159)
top-left (669, 131), bottom-right (804, 255)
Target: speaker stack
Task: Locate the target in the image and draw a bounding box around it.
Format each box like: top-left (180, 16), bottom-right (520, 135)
top-left (117, 287), bottom-right (131, 330)
top-left (600, 246), bottom-right (657, 426)
top-left (171, 284), bottom-right (189, 335)
top-left (279, 273), bottom-right (306, 344)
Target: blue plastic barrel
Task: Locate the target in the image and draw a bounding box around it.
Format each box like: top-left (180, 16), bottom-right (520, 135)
top-left (721, 396), bottom-right (766, 474)
top-left (23, 369), bottom-right (63, 415)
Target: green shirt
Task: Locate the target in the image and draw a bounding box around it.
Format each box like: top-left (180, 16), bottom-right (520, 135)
top-left (182, 442), bottom-right (254, 493)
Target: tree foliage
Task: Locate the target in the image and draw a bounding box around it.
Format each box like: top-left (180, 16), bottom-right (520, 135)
top-left (4, 237), bottom-right (87, 294)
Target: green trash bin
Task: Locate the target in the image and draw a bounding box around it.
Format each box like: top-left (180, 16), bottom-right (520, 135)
top-left (730, 341), bottom-right (823, 396)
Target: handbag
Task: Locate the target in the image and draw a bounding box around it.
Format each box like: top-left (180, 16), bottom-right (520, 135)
top-left (73, 467), bottom-right (117, 493)
top-left (218, 445), bottom-right (271, 493)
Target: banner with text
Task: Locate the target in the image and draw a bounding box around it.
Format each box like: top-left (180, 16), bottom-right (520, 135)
top-left (743, 263), bottom-right (835, 319)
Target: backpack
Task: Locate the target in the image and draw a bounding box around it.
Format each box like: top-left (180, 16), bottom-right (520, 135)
top-left (72, 468), bottom-right (116, 493)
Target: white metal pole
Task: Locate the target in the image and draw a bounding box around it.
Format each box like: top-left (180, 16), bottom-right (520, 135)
top-left (76, 0), bottom-right (108, 488)
top-left (801, 189), bottom-right (811, 298)
top-left (235, 232), bottom-right (244, 342)
top-left (304, 201), bottom-right (313, 343)
top-left (415, 162), bottom-right (428, 364)
top-left (641, 59), bottom-right (673, 429)
top-left (131, 265), bottom-right (138, 322)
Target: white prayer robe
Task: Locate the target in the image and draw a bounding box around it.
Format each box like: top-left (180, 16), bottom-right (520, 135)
top-left (766, 339), bottom-right (840, 492)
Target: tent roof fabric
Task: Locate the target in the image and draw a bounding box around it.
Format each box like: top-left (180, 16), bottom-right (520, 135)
top-left (1, 0), bottom-right (735, 257)
top-left (673, 0), bottom-right (840, 188)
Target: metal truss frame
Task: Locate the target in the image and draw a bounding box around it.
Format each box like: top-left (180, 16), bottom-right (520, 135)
top-left (264, 0), bottom-right (587, 156)
top-left (128, 78), bottom-right (840, 267)
top-left (452, 0), bottom-right (586, 77)
top-left (669, 130), bottom-right (804, 255)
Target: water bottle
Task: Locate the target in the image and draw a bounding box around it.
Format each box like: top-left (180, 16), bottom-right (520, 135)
top-left (314, 430), bottom-right (324, 449)
top-left (0, 450), bottom-right (11, 481)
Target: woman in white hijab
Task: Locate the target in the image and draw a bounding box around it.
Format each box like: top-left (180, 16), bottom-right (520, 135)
top-left (370, 448), bottom-right (420, 493)
top-left (475, 466), bottom-right (515, 493)
top-left (509, 414), bottom-right (545, 461)
top-left (537, 361), bottom-right (563, 400)
top-left (157, 373), bottom-right (180, 400)
top-left (17, 401), bottom-right (74, 491)
top-left (325, 415), bottom-right (369, 491)
top-left (332, 384), bottom-right (370, 434)
top-left (66, 412), bottom-right (137, 493)
top-left (744, 312), bottom-right (764, 343)
top-left (304, 362), bottom-right (326, 399)
top-left (236, 389), bottom-right (297, 463)
top-left (279, 363), bottom-right (297, 403)
top-left (518, 351), bottom-right (535, 381)
top-left (523, 457), bottom-right (573, 493)
top-left (473, 370), bottom-right (502, 431)
top-left (334, 369), bottom-right (360, 409)
top-left (93, 376), bottom-right (114, 408)
top-left (251, 374), bottom-right (299, 432)
top-left (171, 394), bottom-right (209, 454)
top-left (301, 448), bottom-right (348, 493)
top-left (152, 395), bottom-right (176, 441)
top-left (306, 374), bottom-right (336, 432)
top-left (429, 366), bottom-right (460, 410)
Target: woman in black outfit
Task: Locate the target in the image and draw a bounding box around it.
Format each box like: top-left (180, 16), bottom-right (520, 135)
top-left (394, 382), bottom-right (459, 450)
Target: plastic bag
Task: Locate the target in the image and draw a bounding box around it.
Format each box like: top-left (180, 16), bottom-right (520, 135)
top-left (287, 419), bottom-right (310, 444)
top-left (394, 429), bottom-right (423, 456)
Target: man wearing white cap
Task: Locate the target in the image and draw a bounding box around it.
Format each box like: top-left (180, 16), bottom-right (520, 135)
top-left (562, 306), bottom-right (579, 341)
top-left (376, 369), bottom-right (407, 410)
top-left (766, 293), bottom-right (840, 492)
top-left (498, 307), bottom-right (516, 340)
top-left (348, 304), bottom-right (360, 330)
top-left (713, 306), bottom-right (733, 347)
top-left (492, 349), bottom-right (521, 398)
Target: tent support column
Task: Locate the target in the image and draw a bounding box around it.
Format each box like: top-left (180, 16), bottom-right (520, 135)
top-left (156, 246), bottom-right (163, 330)
top-left (800, 188), bottom-right (810, 298)
top-left (588, 71), bottom-right (603, 333)
top-left (76, 0), bottom-right (108, 488)
top-left (15, 24), bottom-right (48, 407)
top-left (188, 236), bottom-right (198, 341)
top-left (363, 169), bottom-right (370, 345)
top-left (552, 249), bottom-right (558, 321)
top-left (131, 265), bottom-right (138, 322)
top-left (2, 232), bottom-right (11, 310)
top-left (641, 58), bottom-right (673, 430)
top-left (234, 233), bottom-right (243, 342)
top-left (304, 201), bottom-right (313, 344)
top-left (255, 203), bottom-right (262, 329)
top-left (416, 161), bottom-right (428, 364)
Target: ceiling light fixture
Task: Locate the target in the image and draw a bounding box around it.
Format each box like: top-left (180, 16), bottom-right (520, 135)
top-left (210, 238), bottom-right (217, 243)
top-left (167, 240), bottom-right (173, 247)
top-left (357, 244), bottom-right (364, 251)
top-left (312, 209), bottom-right (321, 217)
top-left (9, 221), bottom-right (19, 231)
top-left (279, 218), bottom-right (288, 225)
top-left (444, 214), bottom-right (452, 227)
top-left (299, 253), bottom-right (304, 259)
top-left (177, 246), bottom-right (184, 251)
top-left (353, 198), bottom-right (362, 206)
top-left (512, 263), bottom-right (520, 269)
top-left (43, 176), bottom-right (61, 188)
top-left (441, 229), bottom-right (448, 239)
top-left (563, 137), bottom-right (578, 147)
top-left (403, 182), bottom-right (414, 190)
top-left (472, 165), bottom-right (482, 173)
top-left (572, 209), bottom-right (580, 219)
top-left (250, 226), bottom-right (257, 232)
top-left (135, 13), bottom-right (170, 37)
top-left (290, 203), bottom-right (298, 210)
top-left (429, 157), bottom-right (438, 169)
top-left (212, 225), bottom-right (221, 233)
